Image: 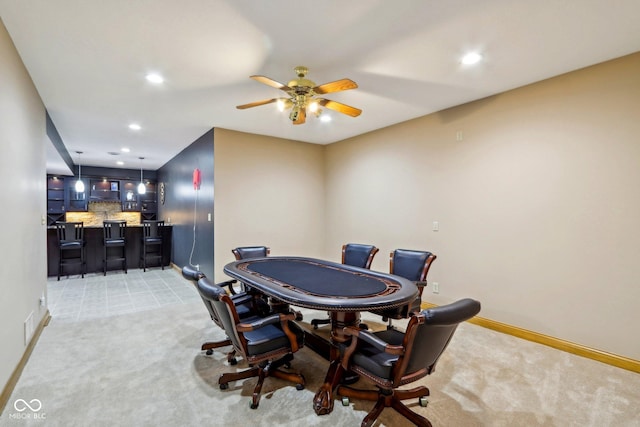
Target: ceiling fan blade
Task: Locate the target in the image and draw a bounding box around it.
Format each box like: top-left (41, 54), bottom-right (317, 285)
top-left (317, 99), bottom-right (362, 117)
top-left (236, 98), bottom-right (278, 109)
top-left (313, 78), bottom-right (358, 94)
top-left (292, 107), bottom-right (306, 124)
top-left (250, 75), bottom-right (292, 91)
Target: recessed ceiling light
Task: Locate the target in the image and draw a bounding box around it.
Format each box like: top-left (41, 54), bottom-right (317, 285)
top-left (320, 115), bottom-right (331, 123)
top-left (116, 161), bottom-right (124, 166)
top-left (121, 147), bottom-right (130, 153)
top-left (129, 123), bottom-right (141, 131)
top-left (145, 73), bottom-right (164, 84)
top-left (461, 52), bottom-right (483, 65)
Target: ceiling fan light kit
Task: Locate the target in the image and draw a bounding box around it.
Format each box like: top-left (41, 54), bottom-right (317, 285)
top-left (236, 66), bottom-right (361, 125)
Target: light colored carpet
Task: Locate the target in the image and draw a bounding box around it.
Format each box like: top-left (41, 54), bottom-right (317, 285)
top-left (2, 297), bottom-right (639, 426)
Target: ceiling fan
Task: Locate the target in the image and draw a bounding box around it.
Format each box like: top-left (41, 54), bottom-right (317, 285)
top-left (236, 66), bottom-right (362, 125)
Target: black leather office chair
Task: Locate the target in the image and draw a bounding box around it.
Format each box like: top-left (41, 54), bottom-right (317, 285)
top-left (102, 220), bottom-right (127, 276)
top-left (342, 243), bottom-right (379, 269)
top-left (232, 245), bottom-right (270, 261)
top-left (182, 266), bottom-right (270, 357)
top-left (55, 221), bottom-right (85, 281)
top-left (337, 298), bottom-right (481, 427)
top-left (231, 246), bottom-right (270, 294)
top-left (372, 249), bottom-right (437, 329)
top-left (140, 220), bottom-right (164, 271)
top-left (311, 243), bottom-right (379, 329)
top-left (196, 276), bottom-right (305, 409)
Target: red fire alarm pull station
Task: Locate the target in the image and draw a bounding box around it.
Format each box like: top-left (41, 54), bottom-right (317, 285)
top-left (193, 168), bottom-right (201, 190)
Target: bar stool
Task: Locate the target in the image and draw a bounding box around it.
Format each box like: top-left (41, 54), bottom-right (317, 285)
top-left (103, 220), bottom-right (127, 275)
top-left (140, 220), bottom-right (164, 272)
top-left (55, 221), bottom-right (85, 281)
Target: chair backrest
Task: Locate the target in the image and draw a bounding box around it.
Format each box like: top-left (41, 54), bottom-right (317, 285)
top-left (196, 277), bottom-right (245, 352)
top-left (400, 298), bottom-right (480, 378)
top-left (342, 243), bottom-right (379, 269)
top-left (232, 246), bottom-right (270, 260)
top-left (56, 221), bottom-right (84, 242)
top-left (182, 266), bottom-right (219, 323)
top-left (142, 220), bottom-right (164, 238)
top-left (390, 249), bottom-right (436, 282)
top-left (103, 220), bottom-right (127, 240)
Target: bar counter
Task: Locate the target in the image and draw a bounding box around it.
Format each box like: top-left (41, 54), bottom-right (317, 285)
top-left (46, 225), bottom-right (172, 277)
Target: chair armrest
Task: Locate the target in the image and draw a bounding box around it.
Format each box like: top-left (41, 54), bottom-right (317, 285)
top-left (230, 293), bottom-right (252, 305)
top-left (181, 266), bottom-right (204, 282)
top-left (343, 326), bottom-right (404, 355)
top-left (218, 279), bottom-right (239, 295)
top-left (236, 312), bottom-right (296, 332)
top-left (343, 326), bottom-right (400, 353)
top-left (415, 281), bottom-right (428, 288)
top-left (237, 312), bottom-right (301, 353)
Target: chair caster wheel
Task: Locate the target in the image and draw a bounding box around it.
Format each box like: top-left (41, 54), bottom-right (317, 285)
top-left (341, 397), bottom-right (350, 406)
top-left (419, 396), bottom-right (429, 407)
top-left (205, 349), bottom-right (213, 355)
top-left (229, 358), bottom-right (237, 365)
top-left (219, 383), bottom-right (229, 390)
top-left (312, 324), bottom-right (318, 330)
top-left (296, 383), bottom-right (305, 391)
top-left (250, 402), bottom-right (259, 409)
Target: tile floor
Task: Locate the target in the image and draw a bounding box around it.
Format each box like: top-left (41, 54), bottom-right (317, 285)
top-left (47, 267), bottom-right (201, 322)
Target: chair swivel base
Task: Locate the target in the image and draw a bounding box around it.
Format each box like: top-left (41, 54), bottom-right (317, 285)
top-left (337, 385), bottom-right (431, 427)
top-left (201, 339), bottom-right (237, 364)
top-left (218, 353), bottom-right (305, 409)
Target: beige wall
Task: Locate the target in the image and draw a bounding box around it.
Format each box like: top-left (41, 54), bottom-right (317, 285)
top-left (325, 52), bottom-right (640, 360)
top-left (213, 128), bottom-right (326, 281)
top-left (0, 19), bottom-right (48, 390)
top-left (213, 53), bottom-right (639, 360)
top-left (215, 53), bottom-right (640, 360)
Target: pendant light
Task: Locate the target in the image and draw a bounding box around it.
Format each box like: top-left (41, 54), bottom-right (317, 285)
top-left (138, 157), bottom-right (146, 194)
top-left (75, 151), bottom-right (85, 192)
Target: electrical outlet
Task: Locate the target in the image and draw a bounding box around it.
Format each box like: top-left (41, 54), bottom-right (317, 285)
top-left (432, 282), bottom-right (439, 294)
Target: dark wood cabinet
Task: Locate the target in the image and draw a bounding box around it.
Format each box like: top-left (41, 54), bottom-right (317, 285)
top-left (90, 179), bottom-right (120, 201)
top-left (64, 177), bottom-right (88, 212)
top-left (140, 181), bottom-right (157, 220)
top-left (47, 173), bottom-right (157, 220)
top-left (121, 181), bottom-right (140, 211)
top-left (47, 176), bottom-right (66, 225)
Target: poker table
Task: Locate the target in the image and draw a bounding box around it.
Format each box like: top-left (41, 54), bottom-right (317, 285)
top-left (223, 256), bottom-right (418, 415)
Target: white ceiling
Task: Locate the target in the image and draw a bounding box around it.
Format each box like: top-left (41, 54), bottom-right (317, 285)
top-left (1, 0), bottom-right (639, 174)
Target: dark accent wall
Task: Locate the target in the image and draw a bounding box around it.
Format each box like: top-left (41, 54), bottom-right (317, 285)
top-left (157, 128), bottom-right (214, 277)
